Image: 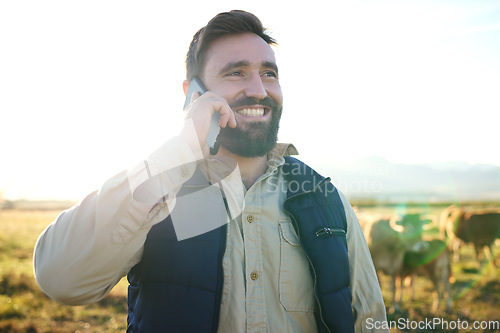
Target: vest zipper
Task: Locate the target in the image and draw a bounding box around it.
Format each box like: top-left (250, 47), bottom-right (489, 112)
top-left (315, 227), bottom-right (346, 238)
top-left (284, 177), bottom-right (333, 333)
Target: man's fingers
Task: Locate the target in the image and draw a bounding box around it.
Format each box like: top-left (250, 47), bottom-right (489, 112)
top-left (218, 105), bottom-right (237, 128)
top-left (181, 92), bottom-right (236, 157)
top-left (191, 91), bottom-right (200, 102)
top-left (187, 91), bottom-right (200, 109)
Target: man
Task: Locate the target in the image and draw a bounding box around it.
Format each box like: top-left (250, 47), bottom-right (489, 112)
top-left (34, 10), bottom-right (388, 332)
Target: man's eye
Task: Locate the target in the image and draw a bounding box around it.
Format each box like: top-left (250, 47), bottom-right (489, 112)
top-left (263, 71), bottom-right (278, 78)
top-left (227, 71), bottom-right (242, 76)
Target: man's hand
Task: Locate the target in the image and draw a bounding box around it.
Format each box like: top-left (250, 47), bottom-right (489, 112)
top-left (180, 91), bottom-right (237, 157)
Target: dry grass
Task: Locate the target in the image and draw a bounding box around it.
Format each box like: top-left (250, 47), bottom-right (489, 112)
top-left (0, 210), bottom-right (127, 333)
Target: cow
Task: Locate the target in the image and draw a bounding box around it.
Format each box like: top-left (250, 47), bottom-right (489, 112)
top-left (440, 204), bottom-right (500, 267)
top-left (363, 213), bottom-right (432, 312)
top-left (402, 239), bottom-right (452, 312)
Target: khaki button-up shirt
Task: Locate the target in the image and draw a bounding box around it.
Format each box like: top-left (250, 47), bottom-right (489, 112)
top-left (216, 144), bottom-right (317, 332)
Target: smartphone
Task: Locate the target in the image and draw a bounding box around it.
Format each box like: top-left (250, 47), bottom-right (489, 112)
top-left (184, 77), bottom-right (220, 153)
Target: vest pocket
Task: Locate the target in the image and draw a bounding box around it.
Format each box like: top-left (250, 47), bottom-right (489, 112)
top-left (278, 220), bottom-right (315, 312)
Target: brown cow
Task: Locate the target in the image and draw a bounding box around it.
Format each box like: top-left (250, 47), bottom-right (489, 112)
top-left (440, 205), bottom-right (500, 267)
top-left (402, 239), bottom-right (452, 312)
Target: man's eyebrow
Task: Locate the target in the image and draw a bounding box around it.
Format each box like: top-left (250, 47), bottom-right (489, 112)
top-left (219, 60), bottom-right (250, 74)
top-left (218, 60), bottom-right (279, 74)
top-left (262, 61), bottom-right (279, 74)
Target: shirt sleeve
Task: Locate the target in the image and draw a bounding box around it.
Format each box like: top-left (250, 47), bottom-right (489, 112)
top-left (33, 125), bottom-right (203, 306)
top-left (338, 191), bottom-right (389, 333)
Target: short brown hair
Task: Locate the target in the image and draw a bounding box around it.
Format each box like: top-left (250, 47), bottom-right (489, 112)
top-left (185, 10), bottom-right (277, 81)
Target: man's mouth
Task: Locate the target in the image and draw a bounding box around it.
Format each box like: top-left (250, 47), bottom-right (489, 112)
top-left (236, 107), bottom-right (266, 117)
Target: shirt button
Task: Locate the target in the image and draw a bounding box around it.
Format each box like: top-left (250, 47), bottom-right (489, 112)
top-left (180, 166), bottom-right (188, 178)
top-left (250, 272), bottom-right (258, 280)
top-left (246, 215), bottom-right (254, 223)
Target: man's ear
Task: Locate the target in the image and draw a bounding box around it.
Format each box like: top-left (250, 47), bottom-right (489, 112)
top-left (183, 80), bottom-right (189, 96)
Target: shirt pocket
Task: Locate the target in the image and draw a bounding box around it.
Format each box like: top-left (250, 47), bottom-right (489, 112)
top-left (278, 219), bottom-right (315, 312)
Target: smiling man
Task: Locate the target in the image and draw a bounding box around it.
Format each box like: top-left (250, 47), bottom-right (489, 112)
top-left (34, 10), bottom-right (387, 333)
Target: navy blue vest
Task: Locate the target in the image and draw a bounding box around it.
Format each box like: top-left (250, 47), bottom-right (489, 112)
top-left (127, 157), bottom-right (354, 332)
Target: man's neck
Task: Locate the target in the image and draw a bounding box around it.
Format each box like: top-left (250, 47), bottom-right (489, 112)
top-left (213, 147), bottom-right (268, 189)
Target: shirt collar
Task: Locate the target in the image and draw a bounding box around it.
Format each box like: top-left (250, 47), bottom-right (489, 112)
top-left (267, 143), bottom-right (299, 170)
top-left (204, 143), bottom-right (299, 181)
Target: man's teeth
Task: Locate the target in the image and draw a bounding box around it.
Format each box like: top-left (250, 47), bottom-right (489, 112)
top-left (237, 108), bottom-right (265, 117)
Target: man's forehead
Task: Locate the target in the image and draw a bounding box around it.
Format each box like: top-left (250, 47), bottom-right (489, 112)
top-left (204, 33), bottom-right (277, 70)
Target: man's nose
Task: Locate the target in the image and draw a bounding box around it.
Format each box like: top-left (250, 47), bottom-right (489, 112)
top-left (244, 74), bottom-right (267, 100)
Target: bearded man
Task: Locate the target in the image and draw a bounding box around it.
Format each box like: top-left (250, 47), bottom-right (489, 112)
top-left (34, 10), bottom-right (387, 333)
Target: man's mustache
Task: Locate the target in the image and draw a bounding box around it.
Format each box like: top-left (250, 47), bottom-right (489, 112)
top-left (230, 96), bottom-right (278, 111)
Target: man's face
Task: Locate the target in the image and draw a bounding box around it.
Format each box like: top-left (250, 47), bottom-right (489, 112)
top-left (202, 32), bottom-right (283, 157)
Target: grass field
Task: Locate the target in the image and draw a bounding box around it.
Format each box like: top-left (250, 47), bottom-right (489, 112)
top-left (0, 205), bottom-right (498, 332)
top-left (0, 209), bottom-right (128, 333)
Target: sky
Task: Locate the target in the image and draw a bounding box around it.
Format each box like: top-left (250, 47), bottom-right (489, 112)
top-left (1, 0), bottom-right (500, 200)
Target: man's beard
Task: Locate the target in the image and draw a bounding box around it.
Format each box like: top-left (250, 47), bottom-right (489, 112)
top-left (216, 97), bottom-right (282, 157)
